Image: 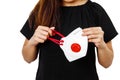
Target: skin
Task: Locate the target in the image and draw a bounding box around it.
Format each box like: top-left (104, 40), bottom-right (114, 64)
top-left (22, 26), bottom-right (54, 63)
top-left (82, 27), bottom-right (113, 68)
top-left (63, 0), bottom-right (88, 6)
top-left (21, 0), bottom-right (114, 68)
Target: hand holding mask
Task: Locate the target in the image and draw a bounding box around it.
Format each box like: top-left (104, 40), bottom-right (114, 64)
top-left (48, 27), bottom-right (88, 62)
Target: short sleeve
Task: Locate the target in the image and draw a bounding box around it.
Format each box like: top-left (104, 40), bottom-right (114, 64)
top-left (20, 20), bottom-right (34, 40)
top-left (95, 3), bottom-right (118, 43)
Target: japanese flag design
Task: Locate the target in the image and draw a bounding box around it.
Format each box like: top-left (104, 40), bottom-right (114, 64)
top-left (60, 27), bottom-right (88, 62)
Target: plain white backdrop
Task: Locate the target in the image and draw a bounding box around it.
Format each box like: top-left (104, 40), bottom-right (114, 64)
top-left (0, 0), bottom-right (119, 80)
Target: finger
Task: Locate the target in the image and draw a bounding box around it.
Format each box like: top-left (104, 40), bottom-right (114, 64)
top-left (50, 27), bottom-right (55, 30)
top-left (36, 26), bottom-right (51, 37)
top-left (37, 26), bottom-right (50, 32)
top-left (82, 30), bottom-right (99, 36)
top-left (39, 30), bottom-right (49, 37)
top-left (38, 34), bottom-right (48, 40)
top-left (82, 29), bottom-right (102, 36)
top-left (40, 26), bottom-right (55, 36)
top-left (34, 34), bottom-right (47, 43)
top-left (35, 37), bottom-right (45, 43)
top-left (49, 27), bottom-right (55, 36)
top-left (87, 34), bottom-right (98, 39)
top-left (88, 38), bottom-right (101, 43)
top-left (83, 27), bottom-right (101, 32)
top-left (34, 31), bottom-right (48, 41)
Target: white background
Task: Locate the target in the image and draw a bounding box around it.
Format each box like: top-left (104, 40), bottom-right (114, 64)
top-left (0, 0), bottom-right (119, 80)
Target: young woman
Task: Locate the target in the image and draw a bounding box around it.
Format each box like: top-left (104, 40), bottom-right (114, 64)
top-left (20, 0), bottom-right (118, 80)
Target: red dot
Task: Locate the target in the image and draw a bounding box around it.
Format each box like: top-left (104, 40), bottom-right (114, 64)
top-left (71, 43), bottom-right (81, 53)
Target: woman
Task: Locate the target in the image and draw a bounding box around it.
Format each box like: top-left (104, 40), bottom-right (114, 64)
top-left (20, 0), bottom-right (118, 80)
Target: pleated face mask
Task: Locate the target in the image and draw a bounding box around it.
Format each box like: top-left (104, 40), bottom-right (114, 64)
top-left (48, 27), bottom-right (88, 62)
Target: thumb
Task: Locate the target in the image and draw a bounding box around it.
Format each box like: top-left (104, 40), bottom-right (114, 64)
top-left (49, 27), bottom-right (55, 36)
top-left (50, 27), bottom-right (55, 30)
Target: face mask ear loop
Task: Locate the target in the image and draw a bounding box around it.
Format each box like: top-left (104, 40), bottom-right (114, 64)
top-left (52, 30), bottom-right (64, 38)
top-left (48, 38), bottom-right (64, 45)
top-left (48, 30), bottom-right (65, 45)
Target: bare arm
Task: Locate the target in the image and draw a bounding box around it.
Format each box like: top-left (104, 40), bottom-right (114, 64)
top-left (21, 26), bottom-right (54, 63)
top-left (97, 41), bottom-right (113, 68)
top-left (82, 27), bottom-right (114, 68)
top-left (22, 39), bottom-right (38, 63)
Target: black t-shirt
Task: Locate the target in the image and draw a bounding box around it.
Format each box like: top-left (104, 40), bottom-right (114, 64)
top-left (20, 0), bottom-right (118, 80)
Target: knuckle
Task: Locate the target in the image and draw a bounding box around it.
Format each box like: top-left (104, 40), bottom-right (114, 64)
top-left (46, 32), bottom-right (49, 36)
top-left (43, 36), bottom-right (48, 40)
top-left (98, 39), bottom-right (101, 42)
top-left (102, 31), bottom-right (104, 34)
top-left (39, 39), bottom-right (44, 43)
top-left (100, 31), bottom-right (104, 35)
top-left (99, 27), bottom-right (101, 29)
top-left (41, 41), bottom-right (44, 43)
top-left (34, 38), bottom-right (38, 43)
top-left (98, 27), bottom-right (102, 30)
top-left (35, 29), bottom-right (39, 32)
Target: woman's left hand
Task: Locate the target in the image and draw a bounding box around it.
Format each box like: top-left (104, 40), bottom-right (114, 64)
top-left (82, 27), bottom-right (105, 48)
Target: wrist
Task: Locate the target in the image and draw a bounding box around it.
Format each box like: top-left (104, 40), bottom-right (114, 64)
top-left (97, 41), bottom-right (107, 49)
top-left (28, 39), bottom-right (38, 47)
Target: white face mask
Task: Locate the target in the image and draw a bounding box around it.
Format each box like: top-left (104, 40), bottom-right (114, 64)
top-left (48, 27), bottom-right (88, 62)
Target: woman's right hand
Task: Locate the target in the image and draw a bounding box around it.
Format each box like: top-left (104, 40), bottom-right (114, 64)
top-left (28, 26), bottom-right (55, 46)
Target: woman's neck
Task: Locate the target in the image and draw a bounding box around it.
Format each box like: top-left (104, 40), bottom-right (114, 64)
top-left (63, 0), bottom-right (88, 7)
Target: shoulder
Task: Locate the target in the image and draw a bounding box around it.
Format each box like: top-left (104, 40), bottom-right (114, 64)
top-left (88, 0), bottom-right (107, 15)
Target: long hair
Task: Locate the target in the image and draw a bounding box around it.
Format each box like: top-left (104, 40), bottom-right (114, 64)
top-left (29, 0), bottom-right (62, 29)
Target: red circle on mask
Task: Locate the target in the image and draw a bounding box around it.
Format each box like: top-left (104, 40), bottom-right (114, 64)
top-left (71, 43), bottom-right (81, 53)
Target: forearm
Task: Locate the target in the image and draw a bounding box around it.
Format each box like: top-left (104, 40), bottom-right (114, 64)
top-left (97, 42), bottom-right (114, 68)
top-left (82, 27), bottom-right (114, 68)
top-left (21, 26), bottom-right (54, 63)
top-left (22, 41), bottom-right (38, 63)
